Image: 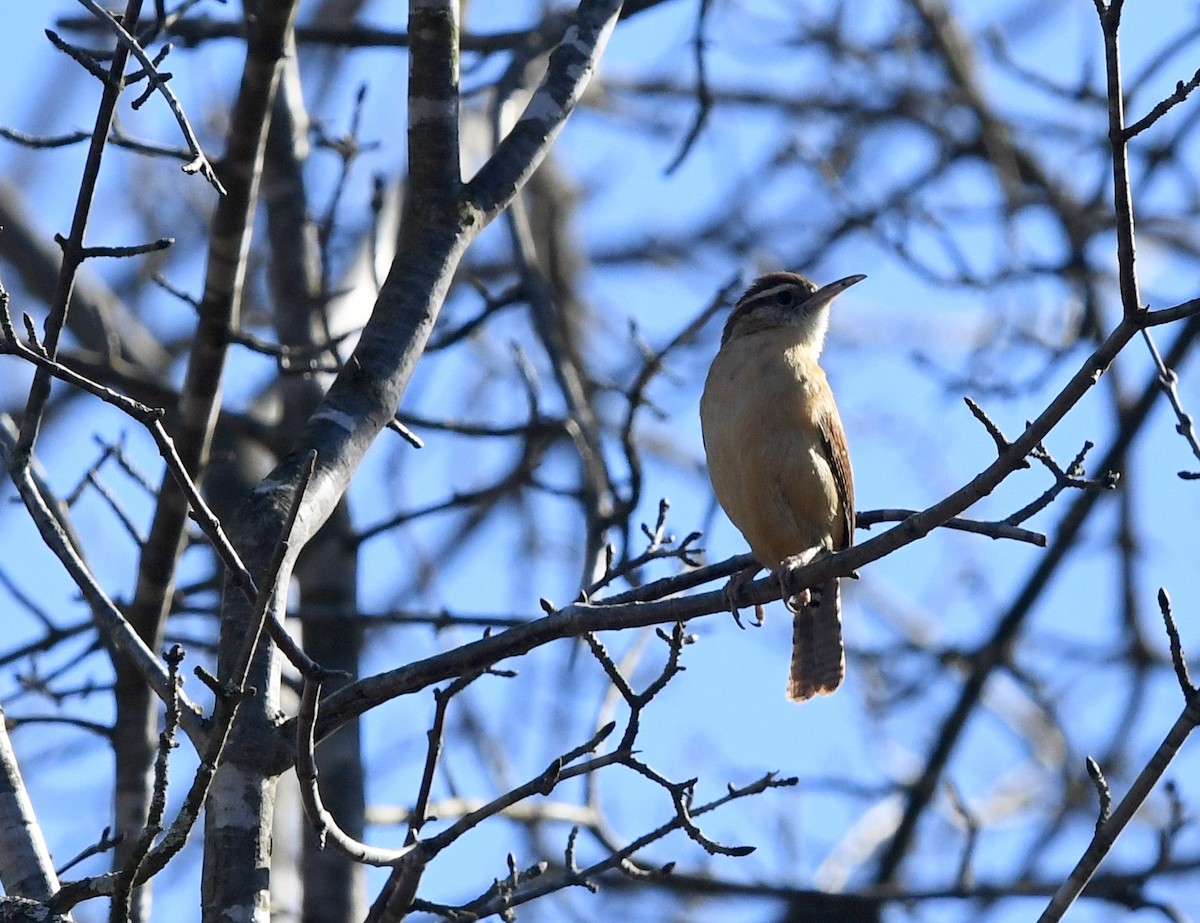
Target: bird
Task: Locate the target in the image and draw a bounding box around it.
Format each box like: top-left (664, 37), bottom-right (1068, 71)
top-left (699, 271), bottom-right (863, 701)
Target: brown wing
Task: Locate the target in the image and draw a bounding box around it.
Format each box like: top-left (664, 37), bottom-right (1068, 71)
top-left (818, 405), bottom-right (855, 550)
top-left (790, 404), bottom-right (852, 701)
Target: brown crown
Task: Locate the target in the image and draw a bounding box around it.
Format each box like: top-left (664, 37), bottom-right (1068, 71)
top-left (721, 272), bottom-right (819, 345)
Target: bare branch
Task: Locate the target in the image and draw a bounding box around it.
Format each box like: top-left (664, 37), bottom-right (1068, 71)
top-left (1124, 66), bottom-right (1200, 139)
top-left (468, 0), bottom-right (623, 219)
top-left (0, 704), bottom-right (60, 900)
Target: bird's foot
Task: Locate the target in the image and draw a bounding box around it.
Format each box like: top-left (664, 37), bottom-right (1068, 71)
top-left (724, 563), bottom-right (765, 629)
top-left (777, 574), bottom-right (810, 613)
top-left (776, 549), bottom-right (822, 612)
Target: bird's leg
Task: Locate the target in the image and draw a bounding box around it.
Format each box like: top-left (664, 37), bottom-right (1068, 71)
top-left (776, 548), bottom-right (823, 613)
top-left (724, 562), bottom-right (765, 629)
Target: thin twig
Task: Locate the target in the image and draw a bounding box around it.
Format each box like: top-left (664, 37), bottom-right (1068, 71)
top-left (1140, 327), bottom-right (1200, 476)
top-left (75, 0), bottom-right (223, 190)
top-left (1037, 692), bottom-right (1200, 922)
top-left (1124, 65), bottom-right (1200, 139)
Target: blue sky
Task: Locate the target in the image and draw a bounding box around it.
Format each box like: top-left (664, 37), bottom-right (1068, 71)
top-left (2, 2), bottom-right (1200, 921)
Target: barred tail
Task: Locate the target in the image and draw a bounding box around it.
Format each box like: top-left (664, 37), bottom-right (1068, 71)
top-left (787, 579), bottom-right (845, 701)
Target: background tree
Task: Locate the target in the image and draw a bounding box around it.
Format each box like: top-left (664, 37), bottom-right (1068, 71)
top-left (1, 1), bottom-right (1199, 923)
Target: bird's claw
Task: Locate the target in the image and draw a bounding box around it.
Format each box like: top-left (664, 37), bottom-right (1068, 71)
top-left (728, 598), bottom-right (765, 629)
top-left (724, 564), bottom-right (765, 629)
top-left (776, 552), bottom-right (819, 612)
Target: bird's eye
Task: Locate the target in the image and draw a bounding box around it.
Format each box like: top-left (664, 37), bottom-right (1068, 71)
top-left (774, 290), bottom-right (795, 307)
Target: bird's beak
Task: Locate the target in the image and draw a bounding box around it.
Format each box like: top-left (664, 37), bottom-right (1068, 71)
top-left (804, 274), bottom-right (866, 311)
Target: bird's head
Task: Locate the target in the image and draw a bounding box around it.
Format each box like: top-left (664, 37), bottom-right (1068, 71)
top-left (721, 271), bottom-right (866, 352)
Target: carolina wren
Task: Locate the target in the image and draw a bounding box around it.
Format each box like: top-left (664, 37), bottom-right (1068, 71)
top-left (700, 271), bottom-right (863, 701)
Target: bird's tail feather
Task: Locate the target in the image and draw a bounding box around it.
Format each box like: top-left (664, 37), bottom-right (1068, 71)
top-left (787, 579), bottom-right (844, 702)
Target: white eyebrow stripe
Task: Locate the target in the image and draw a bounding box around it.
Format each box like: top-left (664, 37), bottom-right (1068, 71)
top-left (738, 283), bottom-right (797, 307)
